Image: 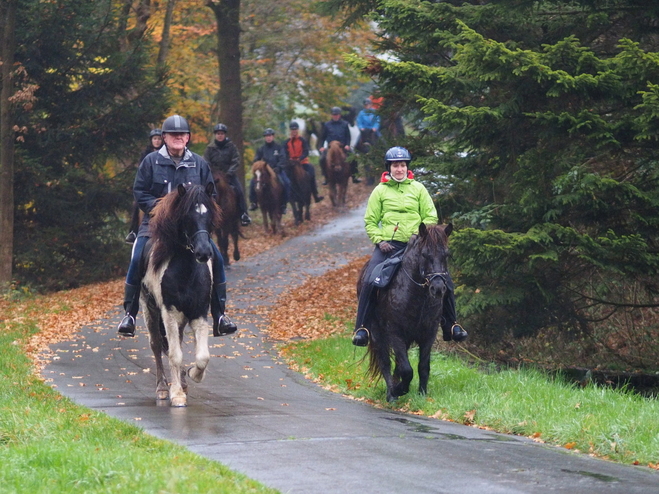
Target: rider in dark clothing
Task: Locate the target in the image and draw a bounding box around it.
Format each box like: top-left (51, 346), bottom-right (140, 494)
top-left (249, 128), bottom-right (291, 215)
top-left (318, 106), bottom-right (361, 184)
top-left (203, 123), bottom-right (251, 226)
top-left (281, 121), bottom-right (323, 203)
top-left (117, 115), bottom-right (238, 339)
top-left (126, 129), bottom-right (163, 244)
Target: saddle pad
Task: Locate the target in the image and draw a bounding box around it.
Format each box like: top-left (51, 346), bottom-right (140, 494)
top-left (369, 255), bottom-right (403, 288)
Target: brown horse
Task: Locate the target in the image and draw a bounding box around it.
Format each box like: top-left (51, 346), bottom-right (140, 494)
top-left (251, 160), bottom-right (285, 235)
top-left (284, 159), bottom-right (312, 225)
top-left (213, 170), bottom-right (241, 265)
top-left (326, 140), bottom-right (351, 208)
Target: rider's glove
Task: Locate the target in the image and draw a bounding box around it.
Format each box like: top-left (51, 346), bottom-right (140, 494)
top-left (378, 241), bottom-right (395, 253)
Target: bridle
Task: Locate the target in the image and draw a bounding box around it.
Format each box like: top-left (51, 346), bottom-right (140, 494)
top-left (402, 267), bottom-right (449, 289)
top-left (185, 229), bottom-right (211, 253)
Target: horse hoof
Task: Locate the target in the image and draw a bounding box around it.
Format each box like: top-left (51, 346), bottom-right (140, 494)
top-left (170, 397), bottom-right (187, 407)
top-left (156, 390), bottom-right (169, 400)
top-left (188, 366), bottom-right (205, 383)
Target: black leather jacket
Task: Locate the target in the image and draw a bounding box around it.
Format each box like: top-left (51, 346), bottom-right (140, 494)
top-left (319, 119), bottom-right (351, 149)
top-left (134, 146), bottom-right (215, 237)
top-left (203, 138), bottom-right (240, 175)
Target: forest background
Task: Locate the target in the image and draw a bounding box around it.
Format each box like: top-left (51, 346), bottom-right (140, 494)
top-left (2, 0), bottom-right (659, 374)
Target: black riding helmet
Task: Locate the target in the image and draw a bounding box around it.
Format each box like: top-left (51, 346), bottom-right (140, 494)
top-left (162, 115), bottom-right (191, 134)
top-left (214, 123), bottom-right (228, 133)
top-left (289, 121), bottom-right (299, 130)
top-left (149, 128), bottom-right (162, 137)
top-left (263, 128), bottom-right (275, 136)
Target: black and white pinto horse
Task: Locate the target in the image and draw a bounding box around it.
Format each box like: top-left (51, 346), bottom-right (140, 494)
top-left (140, 183), bottom-right (221, 407)
top-left (358, 223), bottom-right (453, 402)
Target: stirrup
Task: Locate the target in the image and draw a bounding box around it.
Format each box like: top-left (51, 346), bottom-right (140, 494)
top-left (213, 314), bottom-right (237, 337)
top-left (352, 327), bottom-right (370, 347)
top-left (451, 323), bottom-right (468, 342)
top-left (117, 314), bottom-right (136, 337)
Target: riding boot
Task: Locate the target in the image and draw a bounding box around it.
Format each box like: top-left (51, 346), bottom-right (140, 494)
top-left (249, 202), bottom-right (258, 211)
top-left (352, 283), bottom-right (376, 347)
top-left (211, 282), bottom-right (238, 337)
top-left (311, 181), bottom-right (324, 203)
top-left (441, 289), bottom-right (468, 342)
top-left (117, 283), bottom-right (140, 337)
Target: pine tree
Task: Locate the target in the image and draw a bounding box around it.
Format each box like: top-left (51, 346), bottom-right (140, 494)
top-left (330, 0), bottom-right (659, 342)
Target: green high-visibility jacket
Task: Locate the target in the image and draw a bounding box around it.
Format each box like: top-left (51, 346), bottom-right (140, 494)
top-left (364, 172), bottom-right (438, 245)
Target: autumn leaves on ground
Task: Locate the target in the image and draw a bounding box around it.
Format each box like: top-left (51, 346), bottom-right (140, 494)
top-left (0, 182), bottom-right (372, 372)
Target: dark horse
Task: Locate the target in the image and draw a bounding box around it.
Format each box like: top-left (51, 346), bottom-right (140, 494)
top-left (251, 160), bottom-right (285, 235)
top-left (284, 158), bottom-right (312, 225)
top-left (326, 140), bottom-right (351, 208)
top-left (358, 223), bottom-right (453, 402)
top-left (140, 183), bottom-right (221, 407)
top-left (213, 170), bottom-right (241, 265)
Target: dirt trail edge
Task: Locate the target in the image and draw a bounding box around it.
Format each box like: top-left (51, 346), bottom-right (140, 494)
top-left (43, 206), bottom-right (657, 494)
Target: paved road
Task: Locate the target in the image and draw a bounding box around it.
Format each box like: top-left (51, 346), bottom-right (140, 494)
top-left (43, 206), bottom-right (659, 494)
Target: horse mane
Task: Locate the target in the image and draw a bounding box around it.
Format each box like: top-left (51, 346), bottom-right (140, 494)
top-left (417, 224), bottom-right (449, 250)
top-left (149, 184), bottom-right (221, 270)
top-left (327, 140), bottom-right (344, 163)
top-left (252, 160), bottom-right (279, 190)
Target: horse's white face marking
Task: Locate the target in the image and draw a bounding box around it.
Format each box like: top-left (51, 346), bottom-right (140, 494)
top-left (255, 170), bottom-right (262, 190)
top-left (195, 203), bottom-right (208, 215)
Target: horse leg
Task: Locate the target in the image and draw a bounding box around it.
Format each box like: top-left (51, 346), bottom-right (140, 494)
top-left (162, 311), bottom-right (187, 407)
top-left (329, 183), bottom-right (337, 207)
top-left (232, 231), bottom-right (241, 261)
top-left (417, 339), bottom-right (433, 395)
top-left (187, 318), bottom-right (210, 383)
top-left (261, 207), bottom-right (270, 234)
top-left (144, 307), bottom-right (169, 401)
top-left (390, 343), bottom-right (414, 400)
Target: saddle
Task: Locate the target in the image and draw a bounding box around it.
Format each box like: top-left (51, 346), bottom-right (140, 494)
top-left (368, 250), bottom-right (405, 289)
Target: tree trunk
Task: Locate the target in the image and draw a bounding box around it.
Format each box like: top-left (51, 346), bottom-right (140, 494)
top-left (157, 0), bottom-right (177, 68)
top-left (206, 0), bottom-right (245, 187)
top-left (0, 0), bottom-right (17, 288)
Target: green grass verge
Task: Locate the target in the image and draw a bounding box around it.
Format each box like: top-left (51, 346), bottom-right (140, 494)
top-left (280, 333), bottom-right (659, 468)
top-left (0, 317), bottom-right (278, 494)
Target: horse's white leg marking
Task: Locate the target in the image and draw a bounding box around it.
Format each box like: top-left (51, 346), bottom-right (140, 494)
top-left (162, 307), bottom-right (187, 407)
top-left (143, 255), bottom-right (171, 401)
top-left (188, 318), bottom-right (210, 383)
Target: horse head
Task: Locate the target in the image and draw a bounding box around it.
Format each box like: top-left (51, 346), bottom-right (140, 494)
top-left (179, 183), bottom-right (219, 264)
top-left (252, 160), bottom-right (278, 192)
top-left (406, 223), bottom-right (452, 300)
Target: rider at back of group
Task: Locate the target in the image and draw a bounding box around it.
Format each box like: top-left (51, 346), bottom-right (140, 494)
top-left (352, 146), bottom-right (468, 347)
top-left (318, 106), bottom-right (361, 184)
top-left (281, 121), bottom-right (324, 204)
top-left (117, 114), bottom-right (238, 339)
top-left (203, 123), bottom-right (251, 227)
top-left (249, 128), bottom-right (291, 215)
top-left (356, 98), bottom-right (381, 140)
top-left (125, 129), bottom-right (163, 244)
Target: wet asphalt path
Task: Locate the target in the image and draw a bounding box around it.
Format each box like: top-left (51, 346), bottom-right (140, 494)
top-left (43, 206), bottom-right (658, 493)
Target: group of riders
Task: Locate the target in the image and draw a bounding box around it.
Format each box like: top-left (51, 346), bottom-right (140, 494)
top-left (117, 102), bottom-right (467, 349)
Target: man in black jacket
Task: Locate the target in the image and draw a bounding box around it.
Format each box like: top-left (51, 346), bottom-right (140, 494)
top-left (249, 128), bottom-right (290, 215)
top-left (117, 115), bottom-right (238, 339)
top-left (318, 106), bottom-right (361, 184)
top-left (203, 123), bottom-right (251, 226)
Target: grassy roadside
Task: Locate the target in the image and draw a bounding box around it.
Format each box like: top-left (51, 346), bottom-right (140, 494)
top-left (0, 304), bottom-right (278, 494)
top-left (280, 334), bottom-right (659, 468)
top-left (268, 260), bottom-right (659, 471)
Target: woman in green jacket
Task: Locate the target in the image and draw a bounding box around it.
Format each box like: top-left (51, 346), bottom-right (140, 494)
top-left (352, 147), bottom-right (468, 346)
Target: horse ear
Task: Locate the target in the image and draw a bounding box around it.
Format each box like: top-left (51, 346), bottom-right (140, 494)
top-left (444, 223), bottom-right (453, 237)
top-left (419, 222), bottom-right (428, 238)
top-left (177, 183), bottom-right (187, 197)
top-left (205, 182), bottom-right (215, 197)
